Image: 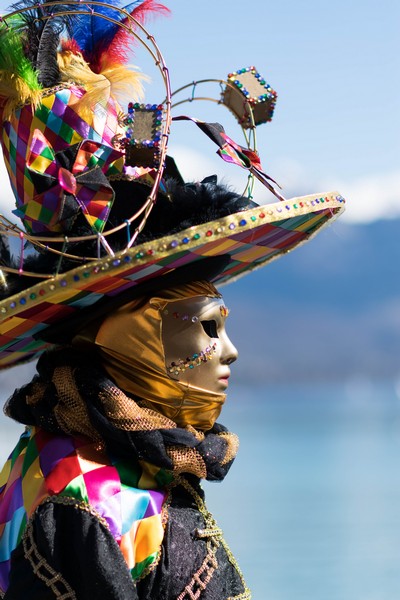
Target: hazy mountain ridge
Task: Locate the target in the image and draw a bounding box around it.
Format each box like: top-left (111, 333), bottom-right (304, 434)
top-left (225, 218), bottom-right (400, 382)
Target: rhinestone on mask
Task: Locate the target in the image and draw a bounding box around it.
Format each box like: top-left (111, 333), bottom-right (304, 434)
top-left (167, 343), bottom-right (217, 375)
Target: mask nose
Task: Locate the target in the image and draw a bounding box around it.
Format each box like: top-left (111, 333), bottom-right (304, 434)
top-left (221, 334), bottom-right (238, 365)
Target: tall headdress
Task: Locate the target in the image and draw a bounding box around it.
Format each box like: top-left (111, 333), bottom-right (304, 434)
top-left (0, 0), bottom-right (345, 369)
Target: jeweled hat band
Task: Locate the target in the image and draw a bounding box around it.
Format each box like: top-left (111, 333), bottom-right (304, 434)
top-left (0, 192), bottom-right (345, 318)
top-left (0, 191), bottom-right (345, 370)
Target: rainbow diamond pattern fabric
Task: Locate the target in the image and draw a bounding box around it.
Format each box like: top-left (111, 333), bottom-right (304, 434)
top-left (1, 86), bottom-right (123, 234)
top-left (22, 129), bottom-right (125, 233)
top-left (0, 427), bottom-right (172, 594)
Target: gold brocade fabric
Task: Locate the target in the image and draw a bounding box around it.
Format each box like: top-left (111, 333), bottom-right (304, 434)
top-left (73, 281), bottom-right (227, 431)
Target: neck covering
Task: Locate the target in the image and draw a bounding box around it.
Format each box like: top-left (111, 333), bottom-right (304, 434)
top-left (73, 281), bottom-right (227, 431)
top-left (4, 347), bottom-right (239, 482)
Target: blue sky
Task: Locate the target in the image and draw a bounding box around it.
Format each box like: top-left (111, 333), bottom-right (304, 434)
top-left (133, 0), bottom-right (400, 223)
top-left (0, 0), bottom-right (398, 222)
top-left (0, 0), bottom-right (398, 398)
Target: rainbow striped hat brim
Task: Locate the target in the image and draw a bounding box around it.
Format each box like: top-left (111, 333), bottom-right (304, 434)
top-left (0, 191), bottom-right (345, 370)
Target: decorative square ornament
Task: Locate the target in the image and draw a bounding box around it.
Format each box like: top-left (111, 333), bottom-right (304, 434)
top-left (222, 67), bottom-right (277, 129)
top-left (119, 103), bottom-right (164, 167)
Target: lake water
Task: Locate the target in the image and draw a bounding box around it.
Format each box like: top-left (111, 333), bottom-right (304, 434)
top-left (1, 379), bottom-right (400, 600)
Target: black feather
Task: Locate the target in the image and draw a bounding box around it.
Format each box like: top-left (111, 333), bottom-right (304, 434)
top-left (36, 18), bottom-right (62, 87)
top-left (0, 234), bottom-right (11, 267)
top-left (0, 179), bottom-right (256, 301)
top-left (10, 0), bottom-right (42, 64)
top-left (9, 0), bottom-right (68, 83)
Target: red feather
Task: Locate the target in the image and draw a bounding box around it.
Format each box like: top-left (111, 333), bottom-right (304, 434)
top-left (61, 39), bottom-right (81, 54)
top-left (98, 1), bottom-right (169, 73)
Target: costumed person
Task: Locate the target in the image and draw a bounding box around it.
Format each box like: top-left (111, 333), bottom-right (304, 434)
top-left (0, 1), bottom-right (346, 598)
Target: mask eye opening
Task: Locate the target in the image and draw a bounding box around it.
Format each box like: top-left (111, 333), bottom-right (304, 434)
top-left (201, 319), bottom-right (219, 338)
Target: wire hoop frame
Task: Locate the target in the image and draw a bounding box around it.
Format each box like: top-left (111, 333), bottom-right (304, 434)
top-left (167, 78), bottom-right (258, 199)
top-left (0, 1), bottom-right (172, 276)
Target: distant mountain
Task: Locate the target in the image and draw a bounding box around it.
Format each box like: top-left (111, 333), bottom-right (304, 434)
top-left (223, 218), bottom-right (400, 382)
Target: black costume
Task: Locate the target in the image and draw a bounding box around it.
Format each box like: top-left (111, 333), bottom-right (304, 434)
top-left (2, 350), bottom-right (250, 600)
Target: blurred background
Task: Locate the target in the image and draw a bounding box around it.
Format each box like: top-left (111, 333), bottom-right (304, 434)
top-left (0, 1), bottom-right (399, 598)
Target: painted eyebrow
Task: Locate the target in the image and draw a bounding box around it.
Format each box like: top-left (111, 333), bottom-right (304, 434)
top-left (201, 319), bottom-right (219, 338)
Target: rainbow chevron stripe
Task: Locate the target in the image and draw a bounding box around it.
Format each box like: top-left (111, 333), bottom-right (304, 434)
top-left (0, 427), bottom-right (172, 594)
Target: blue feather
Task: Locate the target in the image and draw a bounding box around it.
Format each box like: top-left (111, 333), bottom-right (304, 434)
top-left (69, 0), bottom-right (142, 65)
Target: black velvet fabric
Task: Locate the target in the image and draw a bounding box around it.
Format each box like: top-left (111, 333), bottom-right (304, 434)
top-left (138, 478), bottom-right (246, 600)
top-left (5, 502), bottom-right (138, 599)
top-left (5, 478), bottom-right (246, 600)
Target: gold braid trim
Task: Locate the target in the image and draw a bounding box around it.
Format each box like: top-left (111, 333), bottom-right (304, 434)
top-left (25, 495), bottom-right (170, 588)
top-left (175, 478), bottom-right (251, 600)
top-left (40, 495), bottom-right (110, 529)
top-left (22, 520), bottom-right (77, 599)
top-left (20, 496), bottom-right (112, 598)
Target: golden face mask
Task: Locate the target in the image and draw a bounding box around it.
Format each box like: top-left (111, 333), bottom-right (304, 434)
top-left (161, 296), bottom-right (237, 394)
top-left (74, 281), bottom-right (238, 431)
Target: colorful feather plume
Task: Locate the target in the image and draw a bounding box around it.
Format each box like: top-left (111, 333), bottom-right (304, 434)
top-left (0, 17), bottom-right (42, 119)
top-left (0, 0), bottom-right (168, 120)
top-left (64, 0), bottom-right (169, 73)
top-left (9, 0), bottom-right (70, 68)
top-left (57, 50), bottom-right (146, 118)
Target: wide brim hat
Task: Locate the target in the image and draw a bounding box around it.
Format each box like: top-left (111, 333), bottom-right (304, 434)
top-left (0, 1), bottom-right (345, 370)
top-left (0, 191), bottom-right (344, 369)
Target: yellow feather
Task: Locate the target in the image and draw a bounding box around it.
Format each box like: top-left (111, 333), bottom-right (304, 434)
top-left (0, 73), bottom-right (42, 121)
top-left (58, 51), bottom-right (146, 119)
top-left (0, 51), bottom-right (146, 122)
